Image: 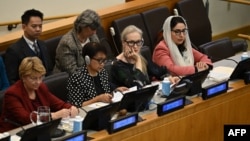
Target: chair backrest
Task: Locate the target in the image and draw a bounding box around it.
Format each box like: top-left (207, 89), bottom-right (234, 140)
top-left (232, 39), bottom-right (248, 53)
top-left (140, 46), bottom-right (152, 63)
top-left (43, 72), bottom-right (69, 102)
top-left (0, 90), bottom-right (6, 115)
top-left (111, 14), bottom-right (151, 54)
top-left (44, 36), bottom-right (62, 69)
top-left (96, 26), bottom-right (116, 59)
top-left (141, 6), bottom-right (171, 49)
top-left (199, 37), bottom-right (235, 62)
top-left (175, 0), bottom-right (212, 47)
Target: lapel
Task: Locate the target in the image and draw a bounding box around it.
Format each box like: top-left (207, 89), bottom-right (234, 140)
top-left (20, 37), bottom-right (36, 56)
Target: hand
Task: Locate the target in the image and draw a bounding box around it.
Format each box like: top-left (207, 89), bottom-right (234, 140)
top-left (116, 86), bottom-right (129, 92)
top-left (69, 106), bottom-right (79, 118)
top-left (196, 62), bottom-right (209, 72)
top-left (96, 93), bottom-right (113, 103)
top-left (168, 76), bottom-right (180, 84)
top-left (51, 108), bottom-right (70, 119)
top-left (124, 48), bottom-right (139, 64)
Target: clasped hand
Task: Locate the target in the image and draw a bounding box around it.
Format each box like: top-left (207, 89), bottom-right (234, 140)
top-left (51, 106), bottom-right (79, 119)
top-left (96, 93), bottom-right (113, 103)
top-left (196, 62), bottom-right (209, 72)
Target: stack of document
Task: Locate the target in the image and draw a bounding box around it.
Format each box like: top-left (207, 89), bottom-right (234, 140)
top-left (202, 66), bottom-right (234, 88)
top-left (208, 66), bottom-right (234, 82)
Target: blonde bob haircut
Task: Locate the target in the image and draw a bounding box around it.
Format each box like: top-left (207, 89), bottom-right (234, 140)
top-left (120, 25), bottom-right (143, 42)
top-left (120, 25), bottom-right (147, 75)
top-left (19, 56), bottom-right (46, 78)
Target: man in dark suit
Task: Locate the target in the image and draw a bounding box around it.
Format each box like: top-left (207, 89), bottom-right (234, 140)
top-left (4, 9), bottom-right (52, 85)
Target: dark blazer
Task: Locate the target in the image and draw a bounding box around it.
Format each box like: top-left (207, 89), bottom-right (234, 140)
top-left (0, 80), bottom-right (72, 132)
top-left (0, 56), bottom-right (9, 90)
top-left (4, 37), bottom-right (52, 84)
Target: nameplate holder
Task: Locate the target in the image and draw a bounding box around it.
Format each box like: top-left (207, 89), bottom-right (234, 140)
top-left (157, 95), bottom-right (185, 116)
top-left (202, 80), bottom-right (228, 100)
top-left (107, 112), bottom-right (138, 134)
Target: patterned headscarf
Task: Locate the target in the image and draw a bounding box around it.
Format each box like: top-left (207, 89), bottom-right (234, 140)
top-left (163, 16), bottom-right (194, 66)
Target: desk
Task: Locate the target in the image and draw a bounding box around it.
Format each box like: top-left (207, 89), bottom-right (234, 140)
top-left (87, 80), bottom-right (250, 141)
top-left (8, 54), bottom-right (250, 141)
top-left (222, 0), bottom-right (250, 5)
top-left (9, 81), bottom-right (250, 141)
top-left (238, 33), bottom-right (250, 40)
top-left (213, 52), bottom-right (242, 68)
top-left (87, 54), bottom-right (250, 141)
top-left (222, 0), bottom-right (250, 41)
top-left (9, 83), bottom-right (250, 141)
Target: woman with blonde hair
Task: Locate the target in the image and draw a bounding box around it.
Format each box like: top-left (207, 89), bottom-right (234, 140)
top-left (110, 25), bottom-right (178, 88)
top-left (0, 56), bottom-right (78, 132)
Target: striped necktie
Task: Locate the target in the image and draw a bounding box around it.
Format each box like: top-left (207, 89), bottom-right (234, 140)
top-left (33, 42), bottom-right (40, 55)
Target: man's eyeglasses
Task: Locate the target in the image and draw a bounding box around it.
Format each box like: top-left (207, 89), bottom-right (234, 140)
top-left (171, 29), bottom-right (188, 36)
top-left (124, 40), bottom-right (144, 47)
top-left (92, 58), bottom-right (107, 64)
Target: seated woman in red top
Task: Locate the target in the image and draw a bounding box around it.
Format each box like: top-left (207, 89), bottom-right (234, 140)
top-left (0, 56), bottom-right (78, 132)
top-left (152, 16), bottom-right (212, 76)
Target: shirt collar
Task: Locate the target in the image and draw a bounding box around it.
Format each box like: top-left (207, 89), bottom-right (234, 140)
top-left (23, 35), bottom-right (37, 46)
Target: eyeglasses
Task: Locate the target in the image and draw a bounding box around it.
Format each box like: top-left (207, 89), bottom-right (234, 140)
top-left (124, 40), bottom-right (144, 47)
top-left (171, 29), bottom-right (188, 36)
top-left (92, 58), bottom-right (107, 64)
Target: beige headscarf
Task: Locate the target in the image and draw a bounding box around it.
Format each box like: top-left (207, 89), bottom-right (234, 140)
top-left (163, 16), bottom-right (194, 66)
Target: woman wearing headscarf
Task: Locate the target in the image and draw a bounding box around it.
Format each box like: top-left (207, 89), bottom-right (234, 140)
top-left (152, 16), bottom-right (212, 76)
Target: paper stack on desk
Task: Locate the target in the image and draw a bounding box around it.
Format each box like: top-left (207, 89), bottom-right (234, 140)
top-left (208, 66), bottom-right (234, 82)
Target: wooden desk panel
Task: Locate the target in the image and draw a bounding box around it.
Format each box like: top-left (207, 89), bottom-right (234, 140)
top-left (89, 80), bottom-right (250, 141)
top-left (223, 0), bottom-right (250, 5)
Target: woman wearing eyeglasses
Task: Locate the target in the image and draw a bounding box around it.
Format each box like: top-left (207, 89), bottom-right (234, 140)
top-left (110, 25), bottom-right (178, 89)
top-left (67, 42), bottom-right (128, 107)
top-left (152, 16), bottom-right (212, 76)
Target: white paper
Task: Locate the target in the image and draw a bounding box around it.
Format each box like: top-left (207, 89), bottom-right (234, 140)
top-left (208, 66), bottom-right (234, 81)
top-left (112, 91), bottom-right (124, 102)
top-left (88, 102), bottom-right (109, 108)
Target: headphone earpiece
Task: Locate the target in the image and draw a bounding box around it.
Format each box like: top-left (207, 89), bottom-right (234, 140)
top-left (85, 55), bottom-right (90, 65)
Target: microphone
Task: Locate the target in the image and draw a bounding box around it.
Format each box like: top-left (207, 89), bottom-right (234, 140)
top-left (109, 27), bottom-right (120, 55)
top-left (173, 9), bottom-right (179, 16)
top-left (4, 118), bottom-right (25, 137)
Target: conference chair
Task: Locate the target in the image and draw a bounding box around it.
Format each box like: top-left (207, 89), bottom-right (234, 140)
top-left (175, 0), bottom-right (247, 53)
top-left (43, 72), bottom-right (69, 102)
top-left (111, 13), bottom-right (152, 54)
top-left (44, 35), bottom-right (62, 69)
top-left (0, 90), bottom-right (5, 115)
top-left (140, 46), bottom-right (152, 63)
top-left (199, 37), bottom-right (235, 62)
top-left (141, 6), bottom-right (171, 49)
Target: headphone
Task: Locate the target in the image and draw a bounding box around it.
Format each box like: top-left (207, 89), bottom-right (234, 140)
top-left (85, 55), bottom-right (90, 65)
